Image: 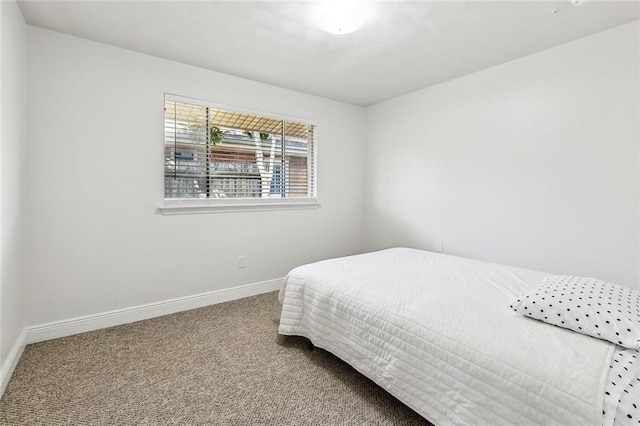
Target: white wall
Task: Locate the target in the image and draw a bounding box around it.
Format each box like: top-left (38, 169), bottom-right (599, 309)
top-left (1, 0), bottom-right (27, 383)
top-left (26, 27), bottom-right (365, 327)
top-left (365, 21), bottom-right (640, 289)
top-left (22, 18), bottom-right (640, 330)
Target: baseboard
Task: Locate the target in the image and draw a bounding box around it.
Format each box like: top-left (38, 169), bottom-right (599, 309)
top-left (0, 329), bottom-right (26, 399)
top-left (26, 278), bottom-right (283, 344)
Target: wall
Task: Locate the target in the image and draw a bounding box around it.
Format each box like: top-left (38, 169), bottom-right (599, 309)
top-left (26, 27), bottom-right (365, 327)
top-left (0, 0), bottom-right (27, 392)
top-left (365, 21), bottom-right (640, 289)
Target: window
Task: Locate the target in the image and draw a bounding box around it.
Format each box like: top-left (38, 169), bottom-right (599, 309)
top-left (163, 95), bottom-right (317, 213)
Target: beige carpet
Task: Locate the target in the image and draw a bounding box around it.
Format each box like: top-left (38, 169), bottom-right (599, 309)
top-left (0, 292), bottom-right (432, 425)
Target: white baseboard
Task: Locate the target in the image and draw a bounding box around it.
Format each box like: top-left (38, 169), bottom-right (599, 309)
top-left (0, 329), bottom-right (26, 400)
top-left (26, 278), bottom-right (283, 344)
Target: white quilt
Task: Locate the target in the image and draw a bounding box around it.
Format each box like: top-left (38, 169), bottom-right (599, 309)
top-left (278, 248), bottom-right (614, 426)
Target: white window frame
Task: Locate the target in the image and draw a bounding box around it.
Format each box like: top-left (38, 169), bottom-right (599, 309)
top-left (160, 94), bottom-right (319, 215)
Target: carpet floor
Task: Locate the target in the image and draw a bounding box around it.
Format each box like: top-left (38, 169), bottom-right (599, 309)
top-left (0, 292), bottom-right (432, 425)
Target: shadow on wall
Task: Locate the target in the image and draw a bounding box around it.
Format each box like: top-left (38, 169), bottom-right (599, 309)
top-left (364, 209), bottom-right (444, 255)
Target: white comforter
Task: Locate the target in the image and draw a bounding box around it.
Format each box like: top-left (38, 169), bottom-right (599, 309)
top-left (278, 248), bottom-right (614, 426)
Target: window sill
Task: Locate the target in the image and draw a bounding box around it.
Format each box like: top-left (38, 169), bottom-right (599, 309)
top-left (159, 198), bottom-right (321, 215)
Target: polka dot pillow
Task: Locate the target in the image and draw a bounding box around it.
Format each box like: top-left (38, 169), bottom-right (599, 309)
top-left (510, 275), bottom-right (640, 349)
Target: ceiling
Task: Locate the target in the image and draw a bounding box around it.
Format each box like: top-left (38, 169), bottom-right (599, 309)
top-left (17, 0), bottom-right (640, 106)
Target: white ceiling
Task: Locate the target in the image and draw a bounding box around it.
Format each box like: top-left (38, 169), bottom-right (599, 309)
top-left (17, 0), bottom-right (640, 106)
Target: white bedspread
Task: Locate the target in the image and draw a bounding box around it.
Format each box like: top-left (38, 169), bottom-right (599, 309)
top-left (278, 248), bottom-right (614, 426)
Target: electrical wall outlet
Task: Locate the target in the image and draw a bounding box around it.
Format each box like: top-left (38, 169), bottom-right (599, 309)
top-left (238, 255), bottom-right (247, 269)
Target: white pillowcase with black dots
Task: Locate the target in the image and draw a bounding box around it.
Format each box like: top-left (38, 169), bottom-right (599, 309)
top-left (603, 346), bottom-right (639, 426)
top-left (510, 275), bottom-right (640, 349)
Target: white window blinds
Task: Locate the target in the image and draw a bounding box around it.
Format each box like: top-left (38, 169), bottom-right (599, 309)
top-left (164, 97), bottom-right (316, 202)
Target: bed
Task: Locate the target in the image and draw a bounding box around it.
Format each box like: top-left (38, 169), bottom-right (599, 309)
top-left (278, 248), bottom-right (640, 426)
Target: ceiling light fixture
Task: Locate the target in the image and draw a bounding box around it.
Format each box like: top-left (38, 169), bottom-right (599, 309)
top-left (316, 0), bottom-right (366, 35)
top-left (569, 0), bottom-right (586, 5)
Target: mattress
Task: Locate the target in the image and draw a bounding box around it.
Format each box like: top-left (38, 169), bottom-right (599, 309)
top-left (278, 248), bottom-right (618, 426)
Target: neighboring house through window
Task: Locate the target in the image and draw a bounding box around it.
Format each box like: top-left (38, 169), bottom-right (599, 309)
top-left (162, 95), bottom-right (317, 213)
